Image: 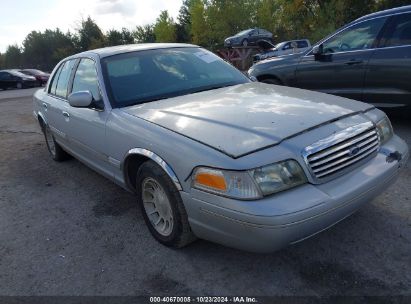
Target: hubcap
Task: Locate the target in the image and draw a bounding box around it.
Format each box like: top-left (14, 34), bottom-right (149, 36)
top-left (142, 177), bottom-right (174, 237)
top-left (45, 126), bottom-right (56, 156)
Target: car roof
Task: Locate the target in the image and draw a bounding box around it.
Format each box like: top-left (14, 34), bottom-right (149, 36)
top-left (69, 43), bottom-right (199, 59)
top-left (352, 5), bottom-right (411, 24)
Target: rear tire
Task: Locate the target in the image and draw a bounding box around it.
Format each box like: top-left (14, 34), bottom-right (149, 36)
top-left (136, 161), bottom-right (196, 248)
top-left (44, 124), bottom-right (70, 161)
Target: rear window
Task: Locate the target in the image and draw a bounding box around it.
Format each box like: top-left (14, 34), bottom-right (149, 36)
top-left (49, 60), bottom-right (76, 98)
top-left (55, 60), bottom-right (76, 99)
top-left (384, 13), bottom-right (411, 47)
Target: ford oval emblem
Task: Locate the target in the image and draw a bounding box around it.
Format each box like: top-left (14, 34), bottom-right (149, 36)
top-left (349, 145), bottom-right (361, 156)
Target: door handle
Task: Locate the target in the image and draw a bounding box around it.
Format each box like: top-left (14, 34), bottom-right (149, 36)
top-left (42, 103), bottom-right (48, 109)
top-left (62, 111), bottom-right (70, 118)
top-left (344, 59), bottom-right (363, 65)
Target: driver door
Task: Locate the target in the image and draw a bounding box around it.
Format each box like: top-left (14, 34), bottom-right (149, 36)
top-left (295, 17), bottom-right (388, 101)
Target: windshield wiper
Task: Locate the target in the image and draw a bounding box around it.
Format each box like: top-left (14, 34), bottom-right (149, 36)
top-left (191, 84), bottom-right (236, 94)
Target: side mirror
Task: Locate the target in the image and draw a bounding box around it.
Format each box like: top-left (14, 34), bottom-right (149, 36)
top-left (312, 44), bottom-right (323, 55)
top-left (68, 91), bottom-right (93, 108)
top-left (312, 44), bottom-right (325, 61)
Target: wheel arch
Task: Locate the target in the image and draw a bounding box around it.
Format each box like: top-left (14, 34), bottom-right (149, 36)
top-left (37, 112), bottom-right (47, 131)
top-left (256, 74), bottom-right (284, 85)
top-left (122, 148), bottom-right (183, 193)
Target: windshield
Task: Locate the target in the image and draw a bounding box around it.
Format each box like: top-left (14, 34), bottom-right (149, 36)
top-left (236, 29), bottom-right (252, 36)
top-left (9, 70), bottom-right (31, 77)
top-left (102, 47), bottom-right (250, 107)
top-left (24, 69), bottom-right (47, 75)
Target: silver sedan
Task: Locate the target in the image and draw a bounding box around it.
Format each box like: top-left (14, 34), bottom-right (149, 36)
top-left (33, 44), bottom-right (409, 252)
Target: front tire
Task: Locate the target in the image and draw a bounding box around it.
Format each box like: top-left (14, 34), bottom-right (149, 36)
top-left (44, 124), bottom-right (70, 161)
top-left (136, 161), bottom-right (195, 248)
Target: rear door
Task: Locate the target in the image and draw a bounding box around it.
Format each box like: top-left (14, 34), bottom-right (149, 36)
top-left (295, 16), bottom-right (388, 101)
top-left (363, 12), bottom-right (411, 108)
top-left (0, 72), bottom-right (16, 89)
top-left (0, 72), bottom-right (7, 88)
top-left (43, 59), bottom-right (77, 147)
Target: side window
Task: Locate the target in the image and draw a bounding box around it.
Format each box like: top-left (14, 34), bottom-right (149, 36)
top-left (0, 72), bottom-right (6, 80)
top-left (55, 60), bottom-right (75, 98)
top-left (323, 17), bottom-right (387, 53)
top-left (1, 72), bottom-right (12, 80)
top-left (72, 58), bottom-right (101, 101)
top-left (283, 43), bottom-right (291, 50)
top-left (297, 40), bottom-right (309, 48)
top-left (384, 13), bottom-right (411, 47)
top-left (49, 64), bottom-right (63, 95)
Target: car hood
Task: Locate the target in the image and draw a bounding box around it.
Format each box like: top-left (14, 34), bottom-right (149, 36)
top-left (121, 82), bottom-right (373, 158)
top-left (226, 36), bottom-right (239, 41)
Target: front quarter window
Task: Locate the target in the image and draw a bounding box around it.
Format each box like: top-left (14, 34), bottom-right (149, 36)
top-left (322, 17), bottom-right (387, 53)
top-left (72, 58), bottom-right (101, 102)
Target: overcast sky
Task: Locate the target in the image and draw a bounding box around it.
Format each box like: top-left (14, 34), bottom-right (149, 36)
top-left (0, 0), bottom-right (182, 52)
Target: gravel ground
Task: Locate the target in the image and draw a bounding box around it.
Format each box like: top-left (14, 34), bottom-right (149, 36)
top-left (0, 88), bottom-right (410, 296)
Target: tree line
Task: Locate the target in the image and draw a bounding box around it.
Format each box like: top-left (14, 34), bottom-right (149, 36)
top-left (0, 0), bottom-right (409, 71)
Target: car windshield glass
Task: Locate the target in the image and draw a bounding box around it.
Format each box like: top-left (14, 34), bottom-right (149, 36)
top-left (26, 69), bottom-right (47, 75)
top-left (236, 29), bottom-right (251, 36)
top-left (9, 70), bottom-right (30, 77)
top-left (102, 47), bottom-right (250, 107)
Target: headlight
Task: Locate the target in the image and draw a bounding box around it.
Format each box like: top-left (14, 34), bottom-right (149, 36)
top-left (192, 160), bottom-right (307, 200)
top-left (251, 160), bottom-right (307, 196)
top-left (192, 167), bottom-right (261, 199)
top-left (376, 116), bottom-right (393, 144)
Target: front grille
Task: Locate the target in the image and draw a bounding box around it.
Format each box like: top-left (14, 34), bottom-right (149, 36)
top-left (304, 122), bottom-right (380, 181)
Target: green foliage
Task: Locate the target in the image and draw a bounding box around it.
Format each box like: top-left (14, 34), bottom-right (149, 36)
top-left (190, 0), bottom-right (208, 46)
top-left (205, 0), bottom-right (259, 48)
top-left (77, 17), bottom-right (105, 51)
top-left (106, 28), bottom-right (135, 46)
top-left (1, 0), bottom-right (409, 70)
top-left (22, 29), bottom-right (76, 71)
top-left (3, 45), bottom-right (23, 69)
top-left (133, 25), bottom-right (156, 43)
top-left (176, 0), bottom-right (193, 42)
top-left (154, 10), bottom-right (177, 42)
top-left (375, 0), bottom-right (411, 10)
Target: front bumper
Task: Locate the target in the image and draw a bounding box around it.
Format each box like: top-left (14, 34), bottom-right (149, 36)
top-left (181, 135), bottom-right (409, 252)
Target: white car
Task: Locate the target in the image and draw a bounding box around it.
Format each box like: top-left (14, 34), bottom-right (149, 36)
top-left (254, 39), bottom-right (311, 62)
top-left (33, 43), bottom-right (408, 252)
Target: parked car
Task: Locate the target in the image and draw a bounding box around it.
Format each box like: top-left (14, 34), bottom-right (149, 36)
top-left (0, 70), bottom-right (38, 89)
top-left (224, 28), bottom-right (273, 47)
top-left (20, 69), bottom-right (50, 85)
top-left (253, 39), bottom-right (311, 62)
top-left (33, 43), bottom-right (408, 252)
top-left (248, 5), bottom-right (411, 110)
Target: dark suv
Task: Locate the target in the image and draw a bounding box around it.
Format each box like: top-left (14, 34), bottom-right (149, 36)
top-left (248, 5), bottom-right (411, 110)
